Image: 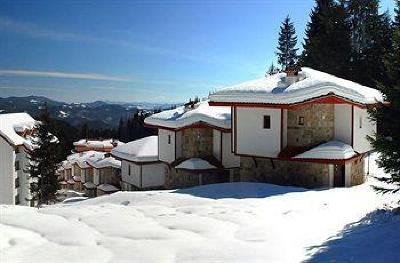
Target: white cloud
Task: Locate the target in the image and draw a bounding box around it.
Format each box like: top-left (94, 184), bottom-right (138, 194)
top-left (0, 70), bottom-right (131, 82)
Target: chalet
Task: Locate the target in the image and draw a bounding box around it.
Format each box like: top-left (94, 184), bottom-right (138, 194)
top-left (0, 113), bottom-right (37, 205)
top-left (87, 156), bottom-right (121, 197)
top-left (144, 101), bottom-right (240, 189)
top-left (112, 135), bottom-right (168, 190)
top-left (208, 67), bottom-right (383, 188)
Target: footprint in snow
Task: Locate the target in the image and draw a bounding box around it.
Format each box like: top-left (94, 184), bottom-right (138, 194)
top-left (9, 239), bottom-right (17, 246)
top-left (121, 201), bottom-right (130, 206)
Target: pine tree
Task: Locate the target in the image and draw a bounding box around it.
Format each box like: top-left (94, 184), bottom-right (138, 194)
top-left (29, 104), bottom-right (60, 206)
top-left (276, 15), bottom-right (298, 70)
top-left (266, 62), bottom-right (279, 76)
top-left (369, 16), bottom-right (400, 192)
top-left (394, 0), bottom-right (399, 28)
top-left (345, 0), bottom-right (392, 86)
top-left (301, 0), bottom-right (351, 77)
top-left (80, 123), bottom-right (90, 139)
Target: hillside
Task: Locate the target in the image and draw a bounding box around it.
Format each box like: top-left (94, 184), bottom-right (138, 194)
top-left (1, 154), bottom-right (399, 262)
top-left (0, 96), bottom-right (176, 129)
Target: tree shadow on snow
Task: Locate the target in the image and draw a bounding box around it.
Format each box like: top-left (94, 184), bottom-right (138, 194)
top-left (306, 209), bottom-right (400, 263)
top-left (173, 182), bottom-right (322, 199)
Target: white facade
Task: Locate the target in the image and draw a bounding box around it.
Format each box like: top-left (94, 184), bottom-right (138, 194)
top-left (334, 104), bottom-right (352, 145)
top-left (213, 130), bottom-right (240, 168)
top-left (121, 160), bottom-right (166, 189)
top-left (235, 107), bottom-right (282, 157)
top-left (353, 107), bottom-right (375, 153)
top-left (158, 129), bottom-right (176, 163)
top-left (0, 138), bottom-right (17, 204)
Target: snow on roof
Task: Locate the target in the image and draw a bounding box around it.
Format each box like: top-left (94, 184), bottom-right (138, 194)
top-left (67, 179), bottom-right (75, 184)
top-left (294, 141), bottom-right (357, 160)
top-left (175, 158), bottom-right (217, 170)
top-left (73, 139), bottom-right (123, 149)
top-left (73, 175), bottom-right (81, 182)
top-left (83, 182), bottom-right (97, 189)
top-left (67, 151), bottom-right (105, 165)
top-left (87, 157), bottom-right (121, 169)
top-left (209, 68), bottom-right (384, 105)
top-left (144, 101), bottom-right (231, 129)
top-left (111, 136), bottom-right (159, 163)
top-left (0, 113), bottom-right (37, 147)
top-left (97, 184), bottom-right (119, 192)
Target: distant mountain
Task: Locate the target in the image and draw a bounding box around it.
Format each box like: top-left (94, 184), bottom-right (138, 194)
top-left (0, 96), bottom-right (177, 129)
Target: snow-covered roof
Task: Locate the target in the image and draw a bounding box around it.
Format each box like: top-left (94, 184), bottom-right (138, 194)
top-left (209, 68), bottom-right (384, 105)
top-left (97, 184), bottom-right (119, 192)
top-left (67, 151), bottom-right (105, 165)
top-left (67, 179), bottom-right (75, 184)
top-left (175, 158), bottom-right (217, 170)
top-left (294, 141), bottom-right (357, 160)
top-left (73, 139), bottom-right (123, 149)
top-left (111, 136), bottom-right (159, 163)
top-left (0, 113), bottom-right (37, 147)
top-left (87, 157), bottom-right (121, 169)
top-left (144, 101), bottom-right (231, 129)
top-left (73, 175), bottom-right (81, 182)
top-left (83, 182), bottom-right (97, 189)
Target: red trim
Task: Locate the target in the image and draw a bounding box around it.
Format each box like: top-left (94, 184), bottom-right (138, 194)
top-left (351, 105), bottom-right (354, 147)
top-left (220, 130), bottom-right (223, 162)
top-left (174, 131), bottom-right (177, 160)
top-left (234, 106), bottom-right (237, 154)
top-left (231, 106), bottom-right (234, 153)
top-left (280, 108), bottom-right (284, 151)
top-left (111, 154), bottom-right (161, 165)
top-left (144, 122), bottom-right (231, 133)
top-left (209, 94), bottom-right (374, 109)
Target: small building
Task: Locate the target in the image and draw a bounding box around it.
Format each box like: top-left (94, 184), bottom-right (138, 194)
top-left (0, 113), bottom-right (38, 206)
top-left (208, 67), bottom-right (383, 188)
top-left (87, 156), bottom-right (121, 196)
top-left (112, 135), bottom-right (168, 191)
top-left (144, 101), bottom-right (240, 189)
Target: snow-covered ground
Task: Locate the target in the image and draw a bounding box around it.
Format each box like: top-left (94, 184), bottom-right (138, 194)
top-left (1, 154), bottom-right (399, 263)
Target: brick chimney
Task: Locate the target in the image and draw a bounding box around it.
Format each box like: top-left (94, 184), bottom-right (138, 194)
top-left (285, 66), bottom-right (301, 85)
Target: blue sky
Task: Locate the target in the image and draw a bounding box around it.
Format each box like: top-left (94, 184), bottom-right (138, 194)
top-left (0, 0), bottom-right (395, 103)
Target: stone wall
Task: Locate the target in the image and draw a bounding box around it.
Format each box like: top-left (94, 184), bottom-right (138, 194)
top-left (181, 128), bottom-right (213, 158)
top-left (166, 169), bottom-right (200, 189)
top-left (240, 157), bottom-right (330, 188)
top-left (287, 104), bottom-right (334, 147)
top-left (351, 157), bottom-right (365, 186)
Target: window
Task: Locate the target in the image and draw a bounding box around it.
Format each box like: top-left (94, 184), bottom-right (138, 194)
top-left (15, 177), bottom-right (19, 188)
top-left (15, 147), bottom-right (20, 154)
top-left (15, 161), bottom-right (20, 171)
top-left (263, 115), bottom-right (271, 129)
top-left (298, 116), bottom-right (305, 126)
top-left (15, 194), bottom-right (20, 205)
top-left (359, 116), bottom-right (363, 128)
top-left (128, 164), bottom-right (131, 176)
top-left (168, 135), bottom-right (171, 144)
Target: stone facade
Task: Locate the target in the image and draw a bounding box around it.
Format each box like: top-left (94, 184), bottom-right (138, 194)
top-left (240, 157), bottom-right (330, 188)
top-left (181, 128), bottom-right (213, 158)
top-left (166, 169), bottom-right (200, 189)
top-left (287, 104), bottom-right (334, 147)
top-left (351, 157), bottom-right (365, 186)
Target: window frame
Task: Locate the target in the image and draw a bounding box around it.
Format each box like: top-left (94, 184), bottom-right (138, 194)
top-left (263, 115), bottom-right (271, 129)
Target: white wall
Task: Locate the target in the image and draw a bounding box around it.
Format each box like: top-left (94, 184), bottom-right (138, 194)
top-left (236, 107), bottom-right (282, 157)
top-left (0, 138), bottom-right (16, 204)
top-left (121, 160), bottom-right (166, 188)
top-left (282, 109), bottom-right (288, 149)
top-left (16, 146), bottom-right (32, 206)
top-left (142, 163), bottom-right (166, 188)
top-left (159, 129), bottom-right (176, 163)
top-left (334, 104), bottom-right (352, 145)
top-left (222, 132), bottom-right (240, 168)
top-left (353, 107), bottom-right (375, 153)
top-left (213, 129), bottom-right (221, 160)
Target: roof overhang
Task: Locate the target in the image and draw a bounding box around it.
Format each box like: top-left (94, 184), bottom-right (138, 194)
top-left (144, 121), bottom-right (231, 132)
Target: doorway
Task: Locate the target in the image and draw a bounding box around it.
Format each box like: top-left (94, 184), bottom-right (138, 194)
top-left (334, 164), bottom-right (345, 187)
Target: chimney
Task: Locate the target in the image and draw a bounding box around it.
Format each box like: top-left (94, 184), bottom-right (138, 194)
top-left (285, 66), bottom-right (301, 85)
